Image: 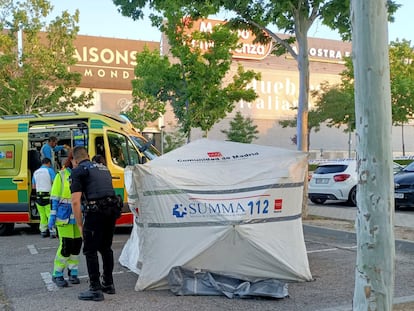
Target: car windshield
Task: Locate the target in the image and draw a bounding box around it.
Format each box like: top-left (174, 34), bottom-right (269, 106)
top-left (130, 136), bottom-right (160, 160)
top-left (402, 161), bottom-right (414, 172)
top-left (314, 164), bottom-right (348, 174)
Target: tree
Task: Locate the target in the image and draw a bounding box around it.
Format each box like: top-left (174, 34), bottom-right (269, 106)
top-left (221, 111), bottom-right (259, 143)
top-left (113, 0), bottom-right (399, 218)
top-left (0, 0), bottom-right (93, 115)
top-left (351, 0), bottom-right (395, 309)
top-left (119, 6), bottom-right (260, 139)
top-left (389, 39), bottom-right (414, 155)
top-left (124, 46), bottom-right (170, 131)
top-left (113, 0), bottom-right (399, 152)
top-left (279, 108), bottom-right (326, 149)
top-left (311, 41), bottom-right (414, 154)
top-left (163, 126), bottom-right (187, 153)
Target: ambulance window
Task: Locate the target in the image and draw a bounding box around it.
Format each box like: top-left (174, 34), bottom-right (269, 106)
top-left (107, 132), bottom-right (139, 168)
top-left (0, 140), bottom-right (22, 176)
top-left (127, 142), bottom-right (140, 165)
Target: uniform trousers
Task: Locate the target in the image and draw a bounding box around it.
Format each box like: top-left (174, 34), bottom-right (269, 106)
top-left (53, 224), bottom-right (82, 278)
top-left (82, 208), bottom-right (117, 289)
top-left (36, 202), bottom-right (51, 233)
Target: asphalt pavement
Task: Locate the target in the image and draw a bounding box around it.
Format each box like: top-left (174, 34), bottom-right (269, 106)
top-left (0, 204), bottom-right (413, 311)
top-left (308, 203), bottom-right (414, 229)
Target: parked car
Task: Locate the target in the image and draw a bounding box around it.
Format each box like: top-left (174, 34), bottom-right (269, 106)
top-left (393, 162), bottom-right (405, 174)
top-left (394, 161), bottom-right (414, 209)
top-left (309, 160), bottom-right (407, 207)
top-left (308, 160), bottom-right (357, 206)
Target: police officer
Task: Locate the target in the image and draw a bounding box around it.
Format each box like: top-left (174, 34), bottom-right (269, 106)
top-left (70, 146), bottom-right (118, 301)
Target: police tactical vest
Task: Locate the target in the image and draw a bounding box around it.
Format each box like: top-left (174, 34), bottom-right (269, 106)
top-left (81, 162), bottom-right (115, 201)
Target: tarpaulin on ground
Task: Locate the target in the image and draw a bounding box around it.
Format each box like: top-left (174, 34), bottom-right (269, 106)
top-left (119, 139), bottom-right (312, 291)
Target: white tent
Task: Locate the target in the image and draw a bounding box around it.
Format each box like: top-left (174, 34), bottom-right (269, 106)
top-left (120, 139), bottom-right (312, 291)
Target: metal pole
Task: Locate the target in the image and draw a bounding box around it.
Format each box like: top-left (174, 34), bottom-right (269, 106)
top-left (160, 126), bottom-right (165, 155)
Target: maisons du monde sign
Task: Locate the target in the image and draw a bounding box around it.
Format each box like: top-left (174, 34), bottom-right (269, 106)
top-left (70, 21), bottom-right (349, 94)
top-left (70, 19), bottom-right (272, 91)
top-left (70, 35), bottom-right (159, 90)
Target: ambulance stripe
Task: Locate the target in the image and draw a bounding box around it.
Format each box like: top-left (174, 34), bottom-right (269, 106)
top-left (18, 123), bottom-right (29, 132)
top-left (0, 178), bottom-right (17, 190)
top-left (18, 190), bottom-right (28, 202)
top-left (90, 119), bottom-right (108, 129)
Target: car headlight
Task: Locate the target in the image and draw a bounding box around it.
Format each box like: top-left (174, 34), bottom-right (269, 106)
top-left (394, 183), bottom-right (400, 189)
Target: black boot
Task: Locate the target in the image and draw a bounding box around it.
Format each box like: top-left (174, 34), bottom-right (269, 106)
top-left (78, 288), bottom-right (104, 301)
top-left (52, 276), bottom-right (68, 288)
top-left (101, 275), bottom-right (115, 294)
top-left (101, 282), bottom-right (115, 294)
top-left (78, 281), bottom-right (104, 301)
top-left (68, 269), bottom-right (80, 285)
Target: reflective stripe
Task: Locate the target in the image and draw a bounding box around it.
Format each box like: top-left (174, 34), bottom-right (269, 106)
top-left (59, 198), bottom-right (71, 204)
top-left (142, 182), bottom-right (304, 196)
top-left (137, 214), bottom-right (302, 228)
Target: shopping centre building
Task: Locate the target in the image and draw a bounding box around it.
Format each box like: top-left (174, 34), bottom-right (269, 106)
top-left (70, 19), bottom-right (414, 158)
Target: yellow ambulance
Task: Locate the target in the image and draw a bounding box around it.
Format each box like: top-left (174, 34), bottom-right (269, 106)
top-left (0, 111), bottom-right (159, 235)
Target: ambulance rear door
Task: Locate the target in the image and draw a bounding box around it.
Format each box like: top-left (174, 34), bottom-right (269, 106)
top-left (0, 126), bottom-right (31, 234)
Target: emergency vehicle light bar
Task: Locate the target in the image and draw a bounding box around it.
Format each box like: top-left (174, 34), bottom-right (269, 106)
top-left (39, 112), bottom-right (78, 117)
top-left (1, 114), bottom-right (37, 120)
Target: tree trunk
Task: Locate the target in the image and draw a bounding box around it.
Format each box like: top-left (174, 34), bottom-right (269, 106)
top-left (294, 18), bottom-right (311, 218)
top-left (351, 1), bottom-right (395, 310)
top-left (295, 29), bottom-right (309, 153)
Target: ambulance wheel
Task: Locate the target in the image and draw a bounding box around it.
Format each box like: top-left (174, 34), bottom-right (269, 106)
top-left (28, 223), bottom-right (39, 233)
top-left (0, 223), bottom-right (14, 236)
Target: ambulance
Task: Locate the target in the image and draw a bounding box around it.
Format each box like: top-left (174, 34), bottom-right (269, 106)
top-left (0, 111), bottom-right (159, 235)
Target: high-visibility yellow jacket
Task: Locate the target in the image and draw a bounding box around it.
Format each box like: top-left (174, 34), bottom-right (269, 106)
top-left (49, 168), bottom-right (75, 226)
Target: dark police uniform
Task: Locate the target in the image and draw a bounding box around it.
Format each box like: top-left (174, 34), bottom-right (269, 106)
top-left (70, 159), bottom-right (118, 293)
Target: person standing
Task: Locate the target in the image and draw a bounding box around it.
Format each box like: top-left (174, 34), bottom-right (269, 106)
top-left (32, 157), bottom-right (56, 238)
top-left (40, 136), bottom-right (68, 170)
top-left (48, 151), bottom-right (83, 288)
top-left (70, 146), bottom-right (119, 301)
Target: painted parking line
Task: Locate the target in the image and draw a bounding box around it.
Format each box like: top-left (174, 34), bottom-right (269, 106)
top-left (307, 245), bottom-right (357, 254)
top-left (41, 272), bottom-right (59, 291)
top-left (41, 270), bottom-right (133, 291)
top-left (27, 244), bottom-right (38, 255)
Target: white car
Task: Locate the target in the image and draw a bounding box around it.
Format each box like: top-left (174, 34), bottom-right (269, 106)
top-left (308, 160), bottom-right (357, 206)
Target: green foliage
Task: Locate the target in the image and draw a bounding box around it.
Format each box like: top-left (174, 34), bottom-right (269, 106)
top-left (394, 159), bottom-right (413, 166)
top-left (279, 108), bottom-right (325, 148)
top-left (0, 0), bottom-right (93, 115)
top-left (163, 126), bottom-right (187, 153)
top-left (310, 40), bottom-right (414, 131)
top-left (311, 79), bottom-right (355, 132)
top-left (389, 39), bottom-right (414, 125)
top-left (113, 0), bottom-right (398, 150)
top-left (124, 47), bottom-right (170, 131)
top-left (221, 111), bottom-right (259, 143)
top-left (122, 8), bottom-right (260, 137)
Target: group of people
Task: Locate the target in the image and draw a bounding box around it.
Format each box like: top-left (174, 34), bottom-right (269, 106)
top-left (31, 138), bottom-right (120, 302)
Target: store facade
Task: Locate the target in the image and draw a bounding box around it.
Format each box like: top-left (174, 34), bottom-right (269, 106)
top-left (71, 21), bottom-right (413, 158)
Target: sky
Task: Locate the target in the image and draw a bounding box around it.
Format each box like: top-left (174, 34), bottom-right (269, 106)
top-left (49, 0), bottom-right (414, 43)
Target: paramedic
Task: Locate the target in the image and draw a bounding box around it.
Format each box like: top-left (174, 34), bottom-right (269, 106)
top-left (32, 158), bottom-right (56, 238)
top-left (40, 136), bottom-right (69, 170)
top-left (48, 151), bottom-right (82, 288)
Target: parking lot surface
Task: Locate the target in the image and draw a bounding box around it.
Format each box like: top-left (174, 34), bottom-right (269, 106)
top-left (1, 205), bottom-right (413, 311)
